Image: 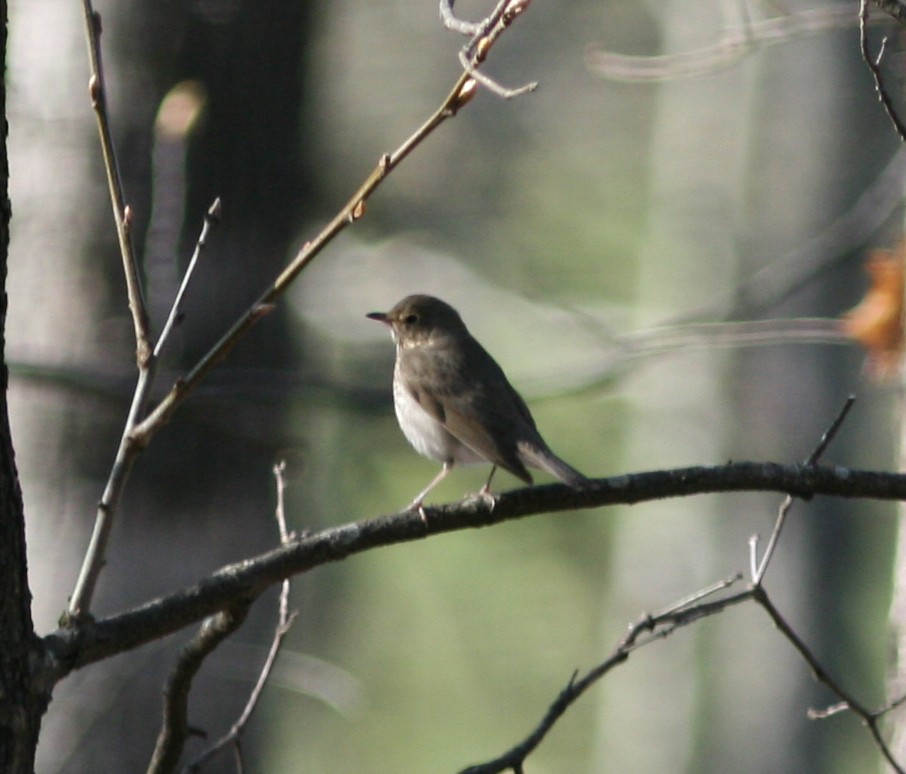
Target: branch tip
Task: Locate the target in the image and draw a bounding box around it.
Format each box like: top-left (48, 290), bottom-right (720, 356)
top-left (206, 197), bottom-right (222, 222)
top-left (503, 0), bottom-right (531, 23)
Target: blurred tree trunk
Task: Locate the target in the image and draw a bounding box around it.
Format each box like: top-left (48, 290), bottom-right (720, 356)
top-left (593, 5), bottom-right (895, 773)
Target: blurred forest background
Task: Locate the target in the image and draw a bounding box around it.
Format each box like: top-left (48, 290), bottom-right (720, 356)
top-left (6, 0), bottom-right (904, 771)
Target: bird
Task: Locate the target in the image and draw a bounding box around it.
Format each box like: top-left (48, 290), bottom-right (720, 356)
top-left (367, 294), bottom-right (590, 511)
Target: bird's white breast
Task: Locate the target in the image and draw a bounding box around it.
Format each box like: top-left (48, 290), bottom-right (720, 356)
top-left (392, 360), bottom-right (483, 465)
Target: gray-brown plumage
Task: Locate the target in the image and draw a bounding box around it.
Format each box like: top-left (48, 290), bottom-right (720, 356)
top-left (367, 294), bottom-right (589, 510)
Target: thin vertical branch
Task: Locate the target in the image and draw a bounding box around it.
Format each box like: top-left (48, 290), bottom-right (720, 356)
top-left (80, 0), bottom-right (151, 361)
top-left (184, 463), bottom-right (299, 773)
top-left (860, 0), bottom-right (906, 142)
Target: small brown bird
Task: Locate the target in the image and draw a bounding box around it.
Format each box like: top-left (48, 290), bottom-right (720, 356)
top-left (367, 294), bottom-right (590, 511)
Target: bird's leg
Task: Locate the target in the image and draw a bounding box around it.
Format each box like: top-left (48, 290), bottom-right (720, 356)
top-left (478, 466), bottom-right (499, 510)
top-left (408, 461), bottom-right (454, 521)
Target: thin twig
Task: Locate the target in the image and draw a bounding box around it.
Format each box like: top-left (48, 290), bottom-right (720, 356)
top-left (130, 2), bottom-right (536, 447)
top-left (587, 6), bottom-right (885, 82)
top-left (458, 49), bottom-right (538, 98)
top-left (439, 0), bottom-right (485, 36)
top-left (69, 2), bottom-right (163, 618)
top-left (147, 604), bottom-right (251, 774)
top-left (154, 198), bottom-right (222, 359)
top-left (460, 579), bottom-right (752, 774)
top-left (184, 463), bottom-right (299, 773)
top-left (860, 0), bottom-right (906, 142)
top-left (80, 0), bottom-right (151, 361)
top-left (752, 396), bottom-right (856, 584)
top-left (66, 203), bottom-right (221, 618)
top-left (754, 587), bottom-right (904, 774)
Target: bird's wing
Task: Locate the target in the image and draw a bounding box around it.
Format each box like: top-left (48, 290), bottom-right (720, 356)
top-left (402, 346), bottom-right (533, 483)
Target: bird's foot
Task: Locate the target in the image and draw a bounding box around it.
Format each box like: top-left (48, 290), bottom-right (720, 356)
top-left (477, 485), bottom-right (497, 512)
top-left (406, 498), bottom-right (430, 524)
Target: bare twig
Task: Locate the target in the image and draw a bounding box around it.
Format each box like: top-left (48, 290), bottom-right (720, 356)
top-left (587, 6), bottom-right (883, 82)
top-left (440, 0), bottom-right (490, 35)
top-left (860, 0), bottom-right (906, 142)
top-left (147, 604), bottom-right (251, 774)
top-left (460, 577), bottom-right (752, 774)
top-left (154, 198), bottom-right (222, 359)
top-left (129, 2), bottom-right (536, 447)
top-left (184, 463), bottom-right (299, 773)
top-left (752, 396), bottom-right (856, 584)
top-left (455, 0), bottom-right (538, 97)
top-left (80, 0), bottom-right (151, 360)
top-left (66, 198), bottom-right (221, 619)
top-left (754, 587), bottom-right (904, 773)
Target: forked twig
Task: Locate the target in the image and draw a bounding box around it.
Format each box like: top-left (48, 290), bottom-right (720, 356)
top-left (751, 396), bottom-right (855, 584)
top-left (148, 604), bottom-right (251, 774)
top-left (66, 196), bottom-right (219, 618)
top-left (80, 0), bottom-right (151, 361)
top-left (459, 576), bottom-right (751, 774)
top-left (184, 463), bottom-right (299, 773)
top-left (129, 1), bottom-right (537, 445)
top-left (860, 0), bottom-right (906, 142)
top-left (154, 198), bottom-right (222, 359)
top-left (754, 587), bottom-right (904, 773)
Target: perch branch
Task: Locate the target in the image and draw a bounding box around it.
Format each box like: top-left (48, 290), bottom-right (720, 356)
top-left (43, 461), bottom-right (906, 679)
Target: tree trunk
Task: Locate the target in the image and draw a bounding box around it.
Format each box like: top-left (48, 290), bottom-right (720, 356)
top-left (0, 1), bottom-right (46, 769)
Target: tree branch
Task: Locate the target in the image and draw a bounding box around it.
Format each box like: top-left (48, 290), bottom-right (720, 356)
top-left (860, 0), bottom-right (906, 141)
top-left (66, 0), bottom-right (535, 619)
top-left (147, 604), bottom-right (251, 774)
top-left (459, 576), bottom-right (750, 773)
top-left (79, 0), bottom-right (151, 360)
top-left (42, 462), bottom-right (906, 680)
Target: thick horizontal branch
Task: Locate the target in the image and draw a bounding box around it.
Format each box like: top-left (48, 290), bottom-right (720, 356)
top-left (42, 462), bottom-right (906, 679)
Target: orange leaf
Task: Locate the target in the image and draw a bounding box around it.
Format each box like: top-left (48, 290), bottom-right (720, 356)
top-left (841, 240), bottom-right (906, 381)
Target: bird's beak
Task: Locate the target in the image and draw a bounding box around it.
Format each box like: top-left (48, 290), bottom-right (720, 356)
top-left (366, 311), bottom-right (389, 324)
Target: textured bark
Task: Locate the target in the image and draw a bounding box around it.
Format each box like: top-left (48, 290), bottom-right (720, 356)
top-left (0, 2), bottom-right (46, 768)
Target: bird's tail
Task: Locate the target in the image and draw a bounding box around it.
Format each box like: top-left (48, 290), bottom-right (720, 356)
top-left (519, 443), bottom-right (590, 489)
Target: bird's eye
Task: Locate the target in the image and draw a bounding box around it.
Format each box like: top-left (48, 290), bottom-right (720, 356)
top-left (404, 314), bottom-right (418, 324)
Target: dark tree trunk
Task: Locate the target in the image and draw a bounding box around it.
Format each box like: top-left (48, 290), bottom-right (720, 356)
top-left (0, 2), bottom-right (46, 769)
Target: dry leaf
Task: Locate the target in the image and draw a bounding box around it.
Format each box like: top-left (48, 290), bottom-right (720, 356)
top-left (841, 240), bottom-right (906, 381)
